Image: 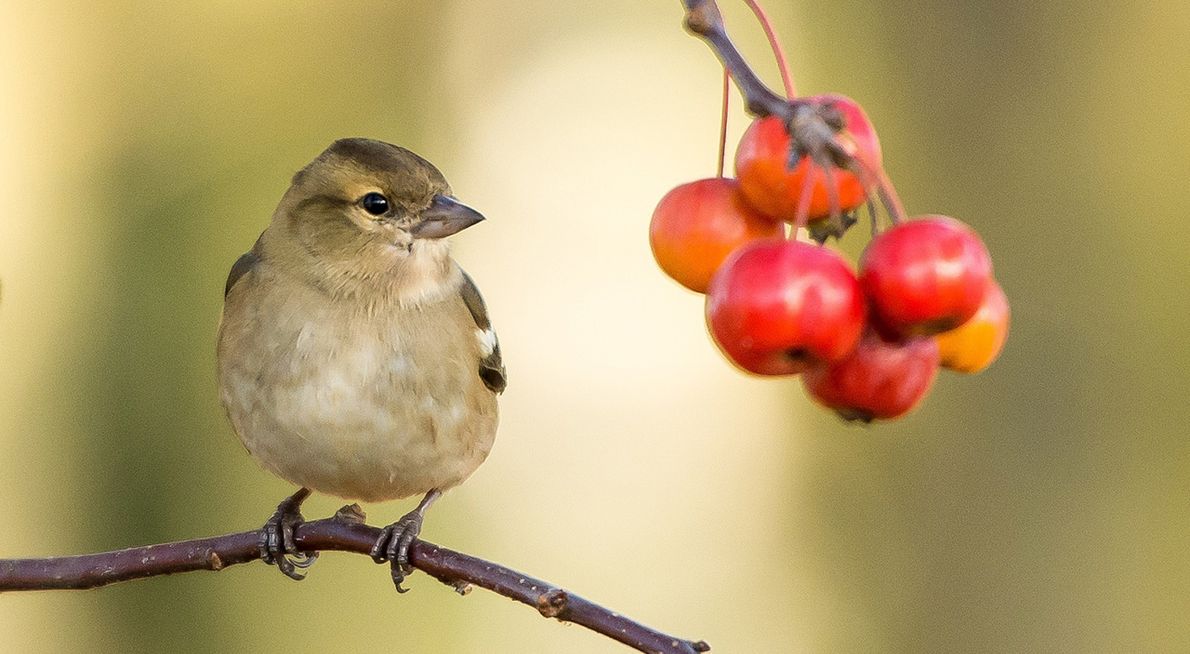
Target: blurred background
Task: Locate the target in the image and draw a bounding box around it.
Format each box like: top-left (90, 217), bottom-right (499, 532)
top-left (2, 1), bottom-right (1189, 652)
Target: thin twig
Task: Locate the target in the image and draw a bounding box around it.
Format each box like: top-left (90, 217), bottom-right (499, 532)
top-left (681, 0), bottom-right (797, 121)
top-left (0, 509), bottom-right (709, 654)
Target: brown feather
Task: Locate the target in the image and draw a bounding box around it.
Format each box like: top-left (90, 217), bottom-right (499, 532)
top-left (459, 270), bottom-right (506, 394)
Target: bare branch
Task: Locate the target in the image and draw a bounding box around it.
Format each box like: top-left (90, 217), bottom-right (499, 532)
top-left (0, 508), bottom-right (709, 654)
top-left (680, 0), bottom-right (798, 121)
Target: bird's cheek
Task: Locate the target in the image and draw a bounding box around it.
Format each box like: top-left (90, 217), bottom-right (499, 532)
top-left (374, 224), bottom-right (411, 254)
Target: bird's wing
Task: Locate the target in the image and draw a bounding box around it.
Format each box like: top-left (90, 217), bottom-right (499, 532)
top-left (224, 238), bottom-right (263, 297)
top-left (459, 270), bottom-right (507, 394)
top-left (224, 252), bottom-right (258, 297)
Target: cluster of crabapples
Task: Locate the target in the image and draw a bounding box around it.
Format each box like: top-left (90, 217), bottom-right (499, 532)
top-left (650, 94), bottom-right (1009, 422)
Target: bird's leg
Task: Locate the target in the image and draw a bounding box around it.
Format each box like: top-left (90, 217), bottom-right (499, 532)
top-left (370, 489), bottom-right (442, 593)
top-left (259, 487), bottom-right (318, 581)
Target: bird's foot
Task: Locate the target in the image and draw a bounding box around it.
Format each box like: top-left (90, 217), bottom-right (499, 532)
top-left (259, 487), bottom-right (318, 581)
top-left (333, 503), bottom-right (367, 525)
top-left (370, 509), bottom-right (425, 593)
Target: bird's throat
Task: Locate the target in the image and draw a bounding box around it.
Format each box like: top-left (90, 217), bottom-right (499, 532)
top-left (386, 240), bottom-right (458, 308)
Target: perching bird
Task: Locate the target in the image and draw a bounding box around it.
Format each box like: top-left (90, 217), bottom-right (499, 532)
top-left (217, 138), bottom-right (505, 589)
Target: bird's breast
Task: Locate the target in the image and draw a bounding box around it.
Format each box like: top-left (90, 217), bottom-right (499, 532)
top-left (219, 290), bottom-right (498, 502)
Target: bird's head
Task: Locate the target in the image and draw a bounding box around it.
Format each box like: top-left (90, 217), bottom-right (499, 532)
top-left (264, 138), bottom-right (484, 302)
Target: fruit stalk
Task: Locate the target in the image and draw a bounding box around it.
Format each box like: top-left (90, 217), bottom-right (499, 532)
top-left (742, 0), bottom-right (796, 98)
top-left (681, 0), bottom-right (800, 122)
top-left (717, 68), bottom-right (730, 177)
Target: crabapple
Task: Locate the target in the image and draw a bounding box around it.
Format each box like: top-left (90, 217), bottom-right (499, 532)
top-left (860, 215), bottom-right (993, 338)
top-left (705, 240), bottom-right (866, 376)
top-left (650, 178), bottom-right (785, 293)
top-left (935, 279), bottom-right (1010, 373)
top-left (803, 330), bottom-right (940, 422)
top-left (735, 94), bottom-right (882, 223)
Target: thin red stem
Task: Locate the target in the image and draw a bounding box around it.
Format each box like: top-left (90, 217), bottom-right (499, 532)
top-left (742, 0), bottom-right (796, 99)
top-left (717, 68), bottom-right (730, 178)
top-left (791, 162), bottom-right (816, 234)
top-left (867, 196), bottom-right (880, 237)
top-left (873, 165), bottom-right (907, 224)
top-left (823, 163), bottom-right (840, 224)
top-left (851, 157), bottom-right (908, 225)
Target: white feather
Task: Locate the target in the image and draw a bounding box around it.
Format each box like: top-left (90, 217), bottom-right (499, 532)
top-left (476, 328), bottom-right (497, 357)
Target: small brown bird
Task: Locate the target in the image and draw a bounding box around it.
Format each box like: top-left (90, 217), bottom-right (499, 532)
top-left (217, 138), bottom-right (505, 589)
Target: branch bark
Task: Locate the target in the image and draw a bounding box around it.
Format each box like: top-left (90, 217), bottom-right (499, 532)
top-left (0, 507), bottom-right (709, 654)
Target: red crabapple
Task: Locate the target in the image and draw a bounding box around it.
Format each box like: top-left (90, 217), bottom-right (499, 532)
top-left (705, 240), bottom-right (866, 376)
top-left (803, 330), bottom-right (940, 422)
top-left (860, 215), bottom-right (993, 338)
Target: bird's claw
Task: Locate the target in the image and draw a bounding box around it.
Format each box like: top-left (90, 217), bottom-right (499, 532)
top-left (259, 488), bottom-right (317, 581)
top-left (370, 510), bottom-right (425, 593)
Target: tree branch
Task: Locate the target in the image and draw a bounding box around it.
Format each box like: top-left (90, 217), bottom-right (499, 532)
top-left (0, 506), bottom-right (709, 654)
top-left (681, 0), bottom-right (798, 121)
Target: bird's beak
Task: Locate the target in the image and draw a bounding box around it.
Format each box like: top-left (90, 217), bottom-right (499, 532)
top-left (411, 195), bottom-right (485, 239)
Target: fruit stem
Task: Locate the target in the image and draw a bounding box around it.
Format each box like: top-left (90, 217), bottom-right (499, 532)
top-left (742, 0), bottom-right (797, 99)
top-left (824, 163), bottom-right (841, 225)
top-left (716, 68), bottom-right (729, 178)
top-left (866, 196), bottom-right (880, 237)
top-left (873, 166), bottom-right (908, 225)
top-left (791, 161), bottom-right (816, 235)
top-left (851, 158), bottom-right (908, 226)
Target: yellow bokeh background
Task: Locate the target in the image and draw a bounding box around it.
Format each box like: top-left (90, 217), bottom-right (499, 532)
top-left (3, 1), bottom-right (1189, 651)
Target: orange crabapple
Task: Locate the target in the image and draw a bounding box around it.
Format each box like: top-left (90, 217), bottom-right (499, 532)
top-left (734, 94), bottom-right (882, 225)
top-left (935, 279), bottom-right (1010, 373)
top-left (649, 177), bottom-right (785, 293)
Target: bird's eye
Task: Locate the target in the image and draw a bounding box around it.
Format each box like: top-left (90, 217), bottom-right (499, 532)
top-left (360, 192), bottom-right (390, 216)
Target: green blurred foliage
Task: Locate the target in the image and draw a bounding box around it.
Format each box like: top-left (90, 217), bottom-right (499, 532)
top-left (1, 1), bottom-right (1189, 652)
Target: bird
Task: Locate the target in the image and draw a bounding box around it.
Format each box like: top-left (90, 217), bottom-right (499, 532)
top-left (216, 138), bottom-right (505, 590)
